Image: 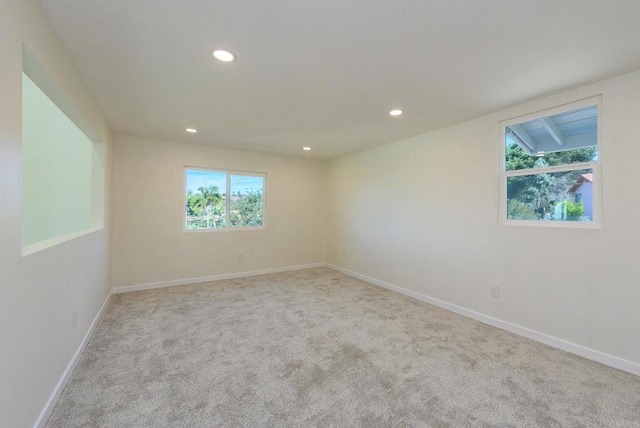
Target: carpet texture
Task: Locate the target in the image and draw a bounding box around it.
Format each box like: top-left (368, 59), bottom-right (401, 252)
top-left (46, 268), bottom-right (640, 427)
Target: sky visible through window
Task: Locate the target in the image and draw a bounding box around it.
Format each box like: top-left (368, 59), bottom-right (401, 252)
top-left (186, 170), bottom-right (263, 194)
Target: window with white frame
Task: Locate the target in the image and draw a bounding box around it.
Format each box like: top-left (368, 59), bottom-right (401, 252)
top-left (499, 98), bottom-right (600, 226)
top-left (185, 168), bottom-right (265, 230)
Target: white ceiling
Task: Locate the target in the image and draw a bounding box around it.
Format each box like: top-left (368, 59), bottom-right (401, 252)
top-left (39, 0), bottom-right (640, 160)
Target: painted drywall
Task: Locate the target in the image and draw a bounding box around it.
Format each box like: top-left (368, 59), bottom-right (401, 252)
top-left (0, 0), bottom-right (113, 426)
top-left (112, 135), bottom-right (325, 288)
top-left (326, 70), bottom-right (640, 367)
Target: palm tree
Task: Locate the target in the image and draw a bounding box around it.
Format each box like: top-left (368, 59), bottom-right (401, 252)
top-left (197, 185), bottom-right (223, 227)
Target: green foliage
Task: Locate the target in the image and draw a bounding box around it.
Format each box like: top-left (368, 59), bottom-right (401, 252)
top-left (520, 158), bottom-right (553, 214)
top-left (507, 199), bottom-right (538, 220)
top-left (505, 142), bottom-right (595, 221)
top-left (230, 190), bottom-right (263, 227)
top-left (186, 186), bottom-right (263, 229)
top-left (545, 147), bottom-right (597, 167)
top-left (563, 201), bottom-right (584, 220)
top-left (505, 144), bottom-right (536, 172)
top-left (505, 144), bottom-right (597, 172)
top-left (185, 185), bottom-right (225, 229)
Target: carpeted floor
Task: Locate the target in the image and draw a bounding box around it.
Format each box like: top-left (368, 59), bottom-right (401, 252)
top-left (46, 268), bottom-right (640, 427)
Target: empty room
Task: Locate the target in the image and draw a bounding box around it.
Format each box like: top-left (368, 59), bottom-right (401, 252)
top-left (2, 0), bottom-right (640, 427)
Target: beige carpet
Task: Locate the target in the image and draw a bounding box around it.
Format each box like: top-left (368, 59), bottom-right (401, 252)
top-left (46, 268), bottom-right (640, 427)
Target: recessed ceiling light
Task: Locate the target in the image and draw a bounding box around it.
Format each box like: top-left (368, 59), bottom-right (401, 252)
top-left (185, 128), bottom-right (198, 133)
top-left (389, 109), bottom-right (403, 116)
top-left (303, 147), bottom-right (312, 151)
top-left (212, 49), bottom-right (236, 62)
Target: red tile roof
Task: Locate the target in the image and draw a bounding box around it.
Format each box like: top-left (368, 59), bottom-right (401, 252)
top-left (568, 174), bottom-right (593, 193)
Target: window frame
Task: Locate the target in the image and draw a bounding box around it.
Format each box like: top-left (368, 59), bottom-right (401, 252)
top-left (498, 96), bottom-right (602, 229)
top-left (183, 166), bottom-right (267, 233)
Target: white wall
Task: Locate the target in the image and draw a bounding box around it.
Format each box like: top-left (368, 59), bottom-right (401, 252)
top-left (326, 70), bottom-right (640, 368)
top-left (112, 135), bottom-right (325, 288)
top-left (0, 0), bottom-right (113, 426)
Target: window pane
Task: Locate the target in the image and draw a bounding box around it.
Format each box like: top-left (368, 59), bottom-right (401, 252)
top-left (230, 175), bottom-right (264, 227)
top-left (185, 170), bottom-right (227, 229)
top-left (507, 169), bottom-right (593, 222)
top-left (505, 106), bottom-right (597, 171)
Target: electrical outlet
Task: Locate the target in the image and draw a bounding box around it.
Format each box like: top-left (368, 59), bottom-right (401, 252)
top-left (237, 253), bottom-right (244, 262)
top-left (72, 311), bottom-right (78, 328)
top-left (341, 250), bottom-right (347, 260)
top-left (491, 287), bottom-right (500, 298)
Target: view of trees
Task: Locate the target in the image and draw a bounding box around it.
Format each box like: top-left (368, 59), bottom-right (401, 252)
top-left (229, 190), bottom-right (263, 227)
top-left (506, 144), bottom-right (596, 221)
top-left (563, 200), bottom-right (585, 220)
top-left (186, 185), bottom-right (225, 228)
top-left (186, 185), bottom-right (263, 229)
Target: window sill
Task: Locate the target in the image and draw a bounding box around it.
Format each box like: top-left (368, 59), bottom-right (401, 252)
top-left (22, 223), bottom-right (105, 257)
top-left (184, 226), bottom-right (266, 233)
top-left (500, 219), bottom-right (601, 229)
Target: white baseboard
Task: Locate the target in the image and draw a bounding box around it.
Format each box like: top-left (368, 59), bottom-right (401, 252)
top-left (34, 292), bottom-right (112, 428)
top-left (326, 263), bottom-right (640, 377)
top-left (33, 261), bottom-right (639, 428)
top-left (112, 263), bottom-right (326, 294)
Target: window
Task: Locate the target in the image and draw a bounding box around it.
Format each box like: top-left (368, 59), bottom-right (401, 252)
top-left (22, 61), bottom-right (105, 256)
top-left (499, 98), bottom-right (600, 227)
top-left (185, 168), bottom-right (265, 231)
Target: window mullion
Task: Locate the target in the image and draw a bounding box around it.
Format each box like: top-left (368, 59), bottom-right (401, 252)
top-left (504, 161), bottom-right (596, 178)
top-left (226, 173), bottom-right (231, 228)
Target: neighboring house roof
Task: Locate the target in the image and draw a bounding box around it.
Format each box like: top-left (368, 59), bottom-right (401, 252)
top-left (568, 174), bottom-right (593, 193)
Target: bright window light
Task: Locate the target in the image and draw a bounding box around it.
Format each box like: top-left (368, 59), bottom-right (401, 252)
top-left (185, 168), bottom-right (265, 230)
top-left (500, 101), bottom-right (599, 226)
